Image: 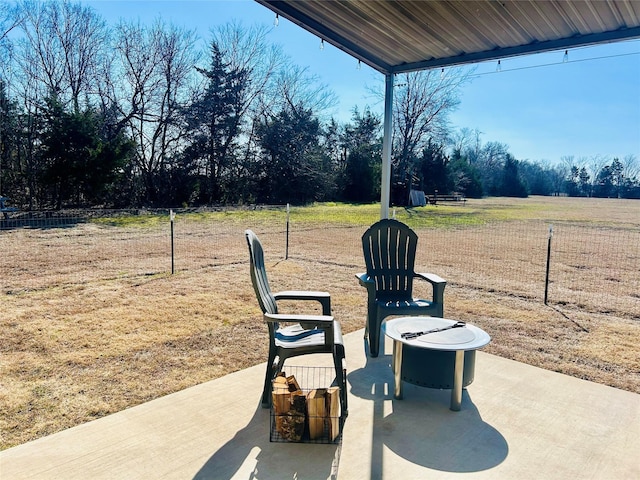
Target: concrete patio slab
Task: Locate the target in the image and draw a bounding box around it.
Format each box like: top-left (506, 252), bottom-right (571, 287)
top-left (1, 329), bottom-right (638, 479)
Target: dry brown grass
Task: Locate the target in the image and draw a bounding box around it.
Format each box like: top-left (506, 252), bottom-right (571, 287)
top-left (1, 197), bottom-right (638, 450)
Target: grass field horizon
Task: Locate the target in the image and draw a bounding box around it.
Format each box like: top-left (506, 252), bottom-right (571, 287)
top-left (1, 196), bottom-right (638, 450)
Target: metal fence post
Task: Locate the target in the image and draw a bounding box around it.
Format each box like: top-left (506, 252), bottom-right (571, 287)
top-left (170, 209), bottom-right (175, 274)
top-left (285, 203), bottom-right (290, 260)
top-left (544, 224), bottom-right (553, 304)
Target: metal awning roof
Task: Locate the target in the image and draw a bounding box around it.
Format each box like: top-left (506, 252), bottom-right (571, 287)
top-left (255, 0), bottom-right (640, 74)
top-left (255, 0), bottom-right (640, 219)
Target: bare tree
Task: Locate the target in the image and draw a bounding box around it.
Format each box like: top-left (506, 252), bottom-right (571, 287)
top-left (0, 1), bottom-right (22, 197)
top-left (450, 126), bottom-right (473, 155)
top-left (14, 1), bottom-right (64, 101)
top-left (560, 155), bottom-right (576, 171)
top-left (587, 154), bottom-right (609, 194)
top-left (622, 154), bottom-right (639, 181)
top-left (475, 140), bottom-right (510, 195)
top-left (111, 18), bottom-right (198, 204)
top-left (209, 22), bottom-right (282, 122)
top-left (1, 1), bottom-right (19, 38)
top-left (1, 1), bottom-right (21, 73)
top-left (549, 163), bottom-right (568, 195)
top-left (392, 68), bottom-right (471, 161)
top-left (207, 21), bottom-right (289, 171)
top-left (450, 126), bottom-right (485, 162)
top-left (272, 63), bottom-right (337, 118)
top-left (13, 0), bottom-right (108, 111)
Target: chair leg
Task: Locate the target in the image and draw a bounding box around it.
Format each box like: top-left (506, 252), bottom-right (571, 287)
top-left (365, 303), bottom-right (381, 357)
top-left (333, 347), bottom-right (348, 417)
top-left (262, 351), bottom-right (280, 408)
top-left (368, 322), bottom-right (381, 357)
top-left (261, 364), bottom-right (274, 408)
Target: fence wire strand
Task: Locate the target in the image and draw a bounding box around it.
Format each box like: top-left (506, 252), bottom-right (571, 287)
top-left (1, 210), bottom-right (638, 319)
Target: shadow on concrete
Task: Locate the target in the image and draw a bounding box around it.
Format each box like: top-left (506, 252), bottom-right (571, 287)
top-left (193, 402), bottom-right (342, 480)
top-left (348, 352), bottom-right (508, 477)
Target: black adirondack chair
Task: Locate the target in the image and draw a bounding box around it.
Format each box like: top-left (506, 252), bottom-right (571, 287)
top-left (245, 230), bottom-right (348, 415)
top-left (357, 219), bottom-right (446, 357)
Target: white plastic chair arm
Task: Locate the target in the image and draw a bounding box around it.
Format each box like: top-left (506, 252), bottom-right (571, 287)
top-left (415, 272), bottom-right (446, 285)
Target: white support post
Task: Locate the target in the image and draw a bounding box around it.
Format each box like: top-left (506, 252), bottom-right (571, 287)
top-left (380, 73), bottom-right (394, 220)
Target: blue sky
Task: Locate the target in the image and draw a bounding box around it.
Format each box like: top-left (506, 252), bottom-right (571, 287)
top-left (86, 0), bottom-right (640, 165)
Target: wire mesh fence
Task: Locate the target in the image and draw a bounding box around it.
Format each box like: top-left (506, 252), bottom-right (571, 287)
top-left (1, 207), bottom-right (638, 319)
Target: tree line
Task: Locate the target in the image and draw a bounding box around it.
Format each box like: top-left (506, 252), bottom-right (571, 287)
top-left (1, 1), bottom-right (638, 210)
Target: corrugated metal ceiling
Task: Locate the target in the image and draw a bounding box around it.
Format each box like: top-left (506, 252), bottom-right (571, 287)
top-left (255, 0), bottom-right (640, 74)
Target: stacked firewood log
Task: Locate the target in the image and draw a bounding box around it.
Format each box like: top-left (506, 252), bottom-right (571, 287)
top-left (272, 372), bottom-right (340, 441)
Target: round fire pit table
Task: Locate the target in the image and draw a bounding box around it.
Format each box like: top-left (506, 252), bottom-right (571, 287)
top-left (383, 316), bottom-right (491, 411)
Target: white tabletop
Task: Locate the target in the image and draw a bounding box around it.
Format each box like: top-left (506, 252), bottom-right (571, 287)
top-left (384, 316), bottom-right (491, 351)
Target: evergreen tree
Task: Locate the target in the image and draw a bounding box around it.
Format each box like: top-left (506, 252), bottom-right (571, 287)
top-left (183, 42), bottom-right (248, 204)
top-left (501, 155), bottom-right (528, 197)
top-left (578, 167), bottom-right (591, 197)
top-left (255, 105), bottom-right (329, 204)
top-left (0, 79), bottom-right (18, 198)
top-left (41, 95), bottom-right (133, 208)
top-left (341, 108), bottom-right (381, 202)
top-left (611, 158), bottom-right (624, 198)
top-left (566, 165), bottom-right (580, 197)
top-left (520, 161), bottom-right (553, 196)
top-left (448, 149), bottom-right (483, 198)
top-left (594, 164), bottom-right (615, 198)
top-left (417, 140), bottom-right (451, 196)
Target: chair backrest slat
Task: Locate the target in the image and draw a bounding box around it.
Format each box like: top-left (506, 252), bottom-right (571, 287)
top-left (245, 230), bottom-right (278, 315)
top-left (362, 219), bottom-right (417, 302)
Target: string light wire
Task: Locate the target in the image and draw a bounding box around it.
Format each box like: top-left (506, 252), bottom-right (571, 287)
top-left (472, 49), bottom-right (639, 78)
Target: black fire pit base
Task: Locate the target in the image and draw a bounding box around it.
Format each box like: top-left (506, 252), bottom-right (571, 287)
top-left (398, 345), bottom-right (476, 389)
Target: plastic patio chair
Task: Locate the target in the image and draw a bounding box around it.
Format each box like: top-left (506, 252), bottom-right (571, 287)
top-left (356, 219), bottom-right (446, 357)
top-left (245, 230), bottom-right (348, 415)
